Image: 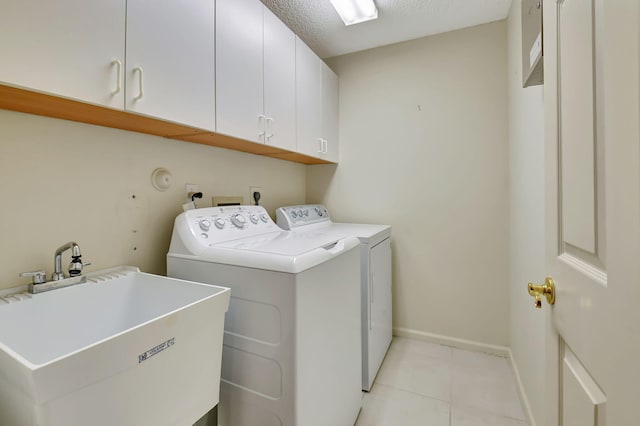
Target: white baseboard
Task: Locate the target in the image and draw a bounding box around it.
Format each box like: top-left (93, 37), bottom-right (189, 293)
top-left (393, 327), bottom-right (510, 357)
top-left (393, 327), bottom-right (536, 426)
top-left (507, 349), bottom-right (537, 426)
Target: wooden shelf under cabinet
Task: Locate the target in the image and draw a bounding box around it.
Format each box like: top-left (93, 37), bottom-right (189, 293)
top-left (0, 84), bottom-right (332, 165)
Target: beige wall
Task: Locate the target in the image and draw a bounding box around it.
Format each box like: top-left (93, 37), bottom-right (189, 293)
top-left (0, 110), bottom-right (306, 291)
top-left (507, 2), bottom-right (546, 425)
top-left (308, 21), bottom-right (510, 346)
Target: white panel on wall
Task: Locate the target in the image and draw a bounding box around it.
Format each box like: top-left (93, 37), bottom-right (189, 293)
top-left (559, 0), bottom-right (597, 254)
top-left (562, 345), bottom-right (606, 426)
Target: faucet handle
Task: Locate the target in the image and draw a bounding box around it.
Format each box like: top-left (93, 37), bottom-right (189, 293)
top-left (20, 271), bottom-right (47, 285)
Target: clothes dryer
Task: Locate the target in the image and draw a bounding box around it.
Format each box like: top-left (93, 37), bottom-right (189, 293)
top-left (167, 206), bottom-right (362, 426)
top-left (276, 205), bottom-right (392, 391)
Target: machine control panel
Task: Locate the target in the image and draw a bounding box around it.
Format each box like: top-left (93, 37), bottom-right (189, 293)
top-left (275, 205), bottom-right (331, 230)
top-left (183, 205), bottom-right (279, 244)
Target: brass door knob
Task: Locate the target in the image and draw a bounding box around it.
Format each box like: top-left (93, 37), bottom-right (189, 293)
top-left (527, 277), bottom-right (556, 308)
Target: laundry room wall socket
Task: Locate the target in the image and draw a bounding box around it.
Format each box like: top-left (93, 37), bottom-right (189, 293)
top-left (249, 186), bottom-right (262, 205)
top-left (185, 183), bottom-right (199, 202)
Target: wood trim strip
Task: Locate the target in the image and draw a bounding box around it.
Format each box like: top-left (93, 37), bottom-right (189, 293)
top-left (0, 84), bottom-right (333, 166)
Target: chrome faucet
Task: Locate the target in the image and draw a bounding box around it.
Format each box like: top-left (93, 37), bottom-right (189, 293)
top-left (20, 241), bottom-right (92, 294)
top-left (52, 241), bottom-right (89, 281)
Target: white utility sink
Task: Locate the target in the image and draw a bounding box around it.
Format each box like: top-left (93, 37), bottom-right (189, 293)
top-left (0, 266), bottom-right (230, 426)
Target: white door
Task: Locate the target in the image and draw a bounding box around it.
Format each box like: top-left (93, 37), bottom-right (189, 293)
top-left (0, 0), bottom-right (125, 108)
top-left (126, 0), bottom-right (215, 130)
top-left (263, 7), bottom-right (296, 151)
top-left (540, 1), bottom-right (640, 425)
top-left (321, 62), bottom-right (339, 163)
top-left (216, 0), bottom-right (264, 142)
top-left (295, 38), bottom-right (323, 158)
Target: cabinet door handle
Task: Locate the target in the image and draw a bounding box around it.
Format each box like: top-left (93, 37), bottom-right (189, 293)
top-left (111, 59), bottom-right (122, 95)
top-left (317, 138), bottom-right (324, 154)
top-left (258, 115), bottom-right (266, 142)
top-left (133, 67), bottom-right (144, 100)
top-left (323, 139), bottom-right (328, 154)
top-left (266, 117), bottom-right (274, 141)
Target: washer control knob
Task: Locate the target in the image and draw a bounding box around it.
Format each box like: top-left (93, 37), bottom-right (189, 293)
top-left (214, 218), bottom-right (226, 229)
top-left (260, 213), bottom-right (269, 223)
top-left (291, 211), bottom-right (298, 219)
top-left (231, 213), bottom-right (246, 228)
top-left (303, 210), bottom-right (309, 217)
top-left (199, 219), bottom-right (211, 231)
top-left (249, 213), bottom-right (259, 224)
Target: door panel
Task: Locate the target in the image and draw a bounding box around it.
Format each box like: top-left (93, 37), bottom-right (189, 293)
top-left (558, 0), bottom-right (597, 254)
top-left (561, 344), bottom-right (606, 426)
top-left (543, 0), bottom-right (640, 424)
top-left (551, 0), bottom-right (608, 372)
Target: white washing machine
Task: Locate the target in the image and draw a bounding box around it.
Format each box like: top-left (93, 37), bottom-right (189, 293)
top-left (166, 205), bottom-right (362, 426)
top-left (276, 205), bottom-right (392, 392)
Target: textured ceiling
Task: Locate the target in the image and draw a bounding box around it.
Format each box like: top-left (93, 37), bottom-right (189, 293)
top-left (260, 0), bottom-right (512, 58)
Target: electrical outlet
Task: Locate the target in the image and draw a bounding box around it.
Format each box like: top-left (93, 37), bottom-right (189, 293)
top-left (185, 183), bottom-right (198, 202)
top-left (249, 186), bottom-right (262, 205)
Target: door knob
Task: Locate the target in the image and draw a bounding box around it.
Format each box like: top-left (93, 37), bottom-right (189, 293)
top-left (527, 277), bottom-right (556, 308)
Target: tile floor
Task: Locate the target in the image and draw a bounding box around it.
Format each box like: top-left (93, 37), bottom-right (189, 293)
top-left (355, 337), bottom-right (528, 426)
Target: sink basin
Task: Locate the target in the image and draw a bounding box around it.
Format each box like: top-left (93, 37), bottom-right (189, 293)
top-left (0, 266), bottom-right (230, 426)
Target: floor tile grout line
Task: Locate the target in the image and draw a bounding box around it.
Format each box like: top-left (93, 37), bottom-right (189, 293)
top-left (450, 400), bottom-right (528, 423)
top-left (369, 382), bottom-right (453, 406)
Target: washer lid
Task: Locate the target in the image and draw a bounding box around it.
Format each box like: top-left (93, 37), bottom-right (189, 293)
top-left (175, 234), bottom-right (360, 273)
top-left (214, 230), bottom-right (347, 256)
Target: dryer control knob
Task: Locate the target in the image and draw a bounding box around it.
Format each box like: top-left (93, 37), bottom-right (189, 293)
top-left (291, 211), bottom-right (298, 219)
top-left (260, 213), bottom-right (269, 223)
top-left (199, 219), bottom-right (211, 231)
top-left (214, 218), bottom-right (226, 229)
top-left (249, 214), bottom-right (259, 224)
top-left (231, 213), bottom-right (246, 228)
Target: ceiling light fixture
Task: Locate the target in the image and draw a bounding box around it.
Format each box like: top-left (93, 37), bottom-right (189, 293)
top-left (329, 0), bottom-right (378, 26)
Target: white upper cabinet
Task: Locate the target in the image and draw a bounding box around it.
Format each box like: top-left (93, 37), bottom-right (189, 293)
top-left (216, 0), bottom-right (264, 142)
top-left (263, 7), bottom-right (296, 151)
top-left (321, 63), bottom-right (339, 163)
top-left (0, 0), bottom-right (126, 108)
top-left (295, 38), bottom-right (323, 158)
top-left (126, 0), bottom-right (215, 130)
top-left (216, 0), bottom-right (296, 150)
top-left (296, 38), bottom-right (339, 161)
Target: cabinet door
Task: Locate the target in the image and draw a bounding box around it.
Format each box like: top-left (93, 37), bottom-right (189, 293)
top-left (295, 38), bottom-right (323, 158)
top-left (216, 0), bottom-right (264, 142)
top-left (263, 7), bottom-right (296, 151)
top-left (0, 0), bottom-right (125, 108)
top-left (321, 63), bottom-right (339, 163)
top-left (126, 0), bottom-right (215, 130)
